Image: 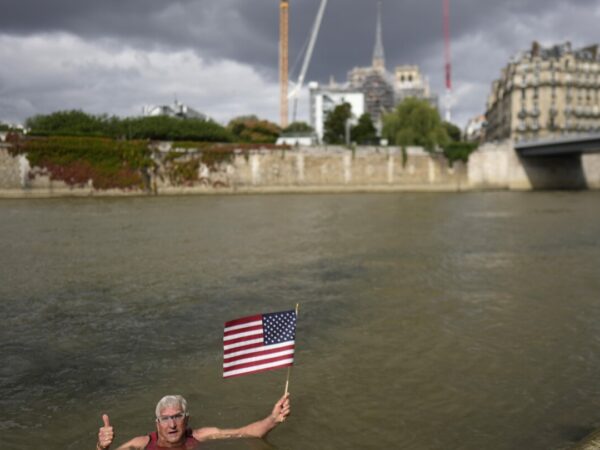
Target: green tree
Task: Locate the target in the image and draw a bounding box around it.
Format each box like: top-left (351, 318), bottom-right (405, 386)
top-left (382, 98), bottom-right (449, 151)
top-left (323, 103), bottom-right (352, 145)
top-left (227, 116), bottom-right (281, 143)
top-left (25, 110), bottom-right (233, 142)
top-left (26, 110), bottom-right (114, 137)
top-left (283, 121), bottom-right (313, 133)
top-left (443, 141), bottom-right (478, 165)
top-left (351, 113), bottom-right (377, 145)
top-left (123, 116), bottom-right (232, 142)
top-left (443, 121), bottom-right (462, 142)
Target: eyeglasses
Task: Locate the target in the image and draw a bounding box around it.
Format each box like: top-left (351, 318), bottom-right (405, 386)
top-left (156, 413), bottom-right (187, 424)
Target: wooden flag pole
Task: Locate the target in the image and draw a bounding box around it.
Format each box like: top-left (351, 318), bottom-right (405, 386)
top-left (284, 303), bottom-right (299, 395)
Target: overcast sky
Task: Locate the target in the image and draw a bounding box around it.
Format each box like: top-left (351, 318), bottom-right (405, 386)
top-left (0, 0), bottom-right (598, 128)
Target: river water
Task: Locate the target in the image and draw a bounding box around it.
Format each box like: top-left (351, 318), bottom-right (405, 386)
top-left (1, 192), bottom-right (600, 450)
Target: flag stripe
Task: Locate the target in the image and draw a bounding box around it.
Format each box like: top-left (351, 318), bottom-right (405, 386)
top-left (224, 321), bottom-right (263, 334)
top-left (223, 348), bottom-right (295, 367)
top-left (223, 333), bottom-right (264, 346)
top-left (224, 342), bottom-right (294, 360)
top-left (223, 327), bottom-right (263, 341)
top-left (223, 359), bottom-right (294, 378)
top-left (223, 349), bottom-right (294, 367)
top-left (224, 341), bottom-right (264, 355)
top-left (223, 337), bottom-right (263, 351)
top-left (224, 354), bottom-right (293, 371)
top-left (224, 315), bottom-right (262, 328)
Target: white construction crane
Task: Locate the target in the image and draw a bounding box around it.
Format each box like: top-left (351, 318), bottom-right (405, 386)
top-left (288, 0), bottom-right (328, 123)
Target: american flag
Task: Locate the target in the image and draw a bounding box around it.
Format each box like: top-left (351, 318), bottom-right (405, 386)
top-left (223, 310), bottom-right (296, 379)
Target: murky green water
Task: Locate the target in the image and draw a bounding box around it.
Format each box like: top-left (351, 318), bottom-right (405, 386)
top-left (1, 192), bottom-right (600, 450)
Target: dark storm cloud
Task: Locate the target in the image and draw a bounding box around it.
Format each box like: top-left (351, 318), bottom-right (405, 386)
top-left (2, 0), bottom-right (598, 75)
top-left (1, 0), bottom-right (599, 124)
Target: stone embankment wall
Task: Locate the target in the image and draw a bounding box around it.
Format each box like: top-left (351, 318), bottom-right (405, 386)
top-left (0, 145), bottom-right (468, 197)
top-left (0, 144), bottom-right (26, 194)
top-left (157, 146), bottom-right (467, 194)
top-left (1, 141), bottom-right (600, 197)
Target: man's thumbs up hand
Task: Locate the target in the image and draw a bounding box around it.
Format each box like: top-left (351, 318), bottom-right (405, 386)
top-left (97, 414), bottom-right (114, 450)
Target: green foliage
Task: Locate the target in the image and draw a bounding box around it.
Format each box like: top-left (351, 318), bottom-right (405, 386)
top-left (123, 116), bottom-right (233, 142)
top-left (443, 121), bottom-right (462, 142)
top-left (11, 136), bottom-right (153, 189)
top-left (323, 103), bottom-right (352, 145)
top-left (283, 121), bottom-right (313, 133)
top-left (167, 158), bottom-right (201, 185)
top-left (382, 98), bottom-right (449, 151)
top-left (162, 144), bottom-right (244, 186)
top-left (0, 122), bottom-right (11, 131)
top-left (25, 110), bottom-right (233, 142)
top-left (227, 116), bottom-right (281, 143)
top-left (443, 141), bottom-right (478, 165)
top-left (351, 113), bottom-right (377, 145)
top-left (26, 110), bottom-right (115, 137)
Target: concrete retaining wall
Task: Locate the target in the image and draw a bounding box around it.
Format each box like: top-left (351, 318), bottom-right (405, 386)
top-left (186, 146), bottom-right (468, 193)
top-left (0, 144), bottom-right (24, 191)
top-left (1, 142), bottom-right (600, 197)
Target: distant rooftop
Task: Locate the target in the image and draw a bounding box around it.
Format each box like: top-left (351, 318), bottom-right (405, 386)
top-left (142, 100), bottom-right (210, 121)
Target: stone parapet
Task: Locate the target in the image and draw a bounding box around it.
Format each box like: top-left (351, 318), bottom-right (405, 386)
top-left (2, 143), bottom-right (600, 197)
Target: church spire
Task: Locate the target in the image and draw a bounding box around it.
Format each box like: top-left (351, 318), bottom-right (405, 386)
top-left (372, 1), bottom-right (385, 72)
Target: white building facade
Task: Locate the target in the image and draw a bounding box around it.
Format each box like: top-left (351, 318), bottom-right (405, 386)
top-left (308, 82), bottom-right (365, 144)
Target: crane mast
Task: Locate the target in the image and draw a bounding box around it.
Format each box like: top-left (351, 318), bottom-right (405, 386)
top-left (443, 0), bottom-right (452, 122)
top-left (280, 0), bottom-right (289, 128)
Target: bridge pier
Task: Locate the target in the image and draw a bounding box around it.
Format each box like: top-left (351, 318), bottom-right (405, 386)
top-left (468, 140), bottom-right (600, 190)
top-left (518, 154), bottom-right (587, 190)
top-left (582, 153), bottom-right (600, 189)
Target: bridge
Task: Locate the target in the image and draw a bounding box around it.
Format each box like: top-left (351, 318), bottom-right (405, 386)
top-left (515, 132), bottom-right (600, 157)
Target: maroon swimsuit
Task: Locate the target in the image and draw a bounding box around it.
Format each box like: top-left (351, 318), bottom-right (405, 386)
top-left (145, 428), bottom-right (199, 449)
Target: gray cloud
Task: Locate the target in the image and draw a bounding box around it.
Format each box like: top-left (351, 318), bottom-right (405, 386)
top-left (0, 0), bottom-right (599, 127)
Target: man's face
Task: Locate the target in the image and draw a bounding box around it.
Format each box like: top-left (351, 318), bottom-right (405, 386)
top-left (156, 406), bottom-right (189, 447)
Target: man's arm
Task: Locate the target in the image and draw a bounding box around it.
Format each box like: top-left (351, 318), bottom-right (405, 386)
top-left (193, 393), bottom-right (290, 441)
top-left (112, 436), bottom-right (150, 450)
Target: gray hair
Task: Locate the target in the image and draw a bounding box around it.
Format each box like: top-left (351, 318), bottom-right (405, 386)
top-left (155, 395), bottom-right (188, 418)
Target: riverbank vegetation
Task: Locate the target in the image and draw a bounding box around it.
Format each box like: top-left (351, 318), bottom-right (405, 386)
top-left (163, 142), bottom-right (284, 186)
top-left (26, 110), bottom-right (234, 142)
top-left (7, 133), bottom-right (287, 190)
top-left (8, 136), bottom-right (153, 189)
top-left (7, 106), bottom-right (478, 190)
top-left (382, 98), bottom-right (478, 164)
top-left (10, 111), bottom-right (287, 189)
top-left (226, 115), bottom-right (281, 143)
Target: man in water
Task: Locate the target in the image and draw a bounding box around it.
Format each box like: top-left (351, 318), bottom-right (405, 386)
top-left (96, 393), bottom-right (290, 449)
